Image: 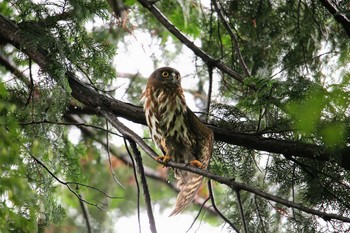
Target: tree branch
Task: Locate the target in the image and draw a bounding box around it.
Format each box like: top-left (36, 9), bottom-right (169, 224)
top-left (126, 139), bottom-right (157, 233)
top-left (124, 138), bottom-right (142, 233)
top-left (77, 189), bottom-right (94, 233)
top-left (68, 71), bottom-right (350, 170)
top-left (136, 0), bottom-right (255, 89)
top-left (0, 51), bottom-right (30, 86)
top-left (212, 0), bottom-right (251, 77)
top-left (235, 189), bottom-right (248, 233)
top-left (208, 180), bottom-right (239, 232)
top-left (318, 0), bottom-right (350, 37)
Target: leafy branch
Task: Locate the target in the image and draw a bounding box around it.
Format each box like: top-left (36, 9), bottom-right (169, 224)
top-left (25, 146), bottom-right (121, 210)
top-left (1, 11), bottom-right (349, 170)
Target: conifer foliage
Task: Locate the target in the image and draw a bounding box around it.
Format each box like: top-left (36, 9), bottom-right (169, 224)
top-left (0, 0), bottom-right (350, 232)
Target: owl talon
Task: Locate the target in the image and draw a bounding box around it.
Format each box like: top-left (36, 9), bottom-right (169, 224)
top-left (156, 155), bottom-right (172, 165)
top-left (190, 160), bottom-right (204, 168)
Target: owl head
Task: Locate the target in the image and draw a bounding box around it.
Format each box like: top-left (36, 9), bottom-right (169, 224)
top-left (148, 67), bottom-right (181, 87)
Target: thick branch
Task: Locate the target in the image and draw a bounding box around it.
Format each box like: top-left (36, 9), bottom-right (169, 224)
top-left (318, 0), bottom-right (350, 37)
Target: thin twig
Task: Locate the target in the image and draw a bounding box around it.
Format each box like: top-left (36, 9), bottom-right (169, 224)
top-left (208, 180), bottom-right (240, 232)
top-left (26, 148), bottom-right (120, 210)
top-left (212, 0), bottom-right (251, 77)
top-left (254, 197), bottom-right (267, 233)
top-left (235, 189), bottom-right (248, 233)
top-left (205, 64), bottom-right (213, 122)
top-left (77, 187), bottom-right (93, 233)
top-left (269, 51), bottom-right (338, 78)
top-left (124, 138), bottom-right (142, 233)
top-left (186, 197), bottom-right (210, 233)
top-left (19, 119), bottom-right (122, 137)
top-left (127, 139), bottom-right (157, 233)
top-left (105, 119), bottom-right (125, 188)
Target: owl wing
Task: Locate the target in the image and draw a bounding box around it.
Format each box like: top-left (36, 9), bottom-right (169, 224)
top-left (169, 108), bottom-right (213, 216)
top-left (186, 107), bottom-right (214, 167)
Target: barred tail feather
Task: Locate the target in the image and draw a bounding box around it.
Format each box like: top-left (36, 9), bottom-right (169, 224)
top-left (169, 171), bottom-right (203, 216)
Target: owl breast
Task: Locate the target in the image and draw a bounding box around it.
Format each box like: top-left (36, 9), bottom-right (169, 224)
top-left (143, 88), bottom-right (189, 152)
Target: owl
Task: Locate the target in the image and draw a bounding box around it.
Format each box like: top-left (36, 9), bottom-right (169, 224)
top-left (141, 67), bottom-right (214, 216)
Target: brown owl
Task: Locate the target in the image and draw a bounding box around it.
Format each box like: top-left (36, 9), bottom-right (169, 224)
top-left (141, 67), bottom-right (214, 216)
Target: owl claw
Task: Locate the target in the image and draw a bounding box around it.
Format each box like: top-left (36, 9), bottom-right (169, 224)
top-left (156, 155), bottom-right (172, 165)
top-left (190, 160), bottom-right (204, 168)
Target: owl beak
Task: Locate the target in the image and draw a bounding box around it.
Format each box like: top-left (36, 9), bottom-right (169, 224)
top-left (170, 72), bottom-right (176, 82)
top-left (170, 72), bottom-right (178, 83)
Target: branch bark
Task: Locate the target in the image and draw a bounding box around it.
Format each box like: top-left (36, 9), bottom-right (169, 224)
top-left (318, 0), bottom-right (350, 37)
top-left (128, 140), bottom-right (157, 233)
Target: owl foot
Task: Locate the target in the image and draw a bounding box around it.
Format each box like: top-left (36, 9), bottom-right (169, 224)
top-left (156, 155), bottom-right (172, 165)
top-left (190, 160), bottom-right (204, 169)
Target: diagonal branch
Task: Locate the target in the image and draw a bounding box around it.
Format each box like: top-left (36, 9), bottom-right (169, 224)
top-left (77, 189), bottom-right (94, 233)
top-left (0, 51), bottom-right (30, 86)
top-left (212, 0), bottom-right (251, 77)
top-left (136, 0), bottom-right (255, 89)
top-left (127, 139), bottom-right (157, 233)
top-left (124, 138), bottom-right (142, 233)
top-left (208, 180), bottom-right (239, 232)
top-left (318, 0), bottom-right (350, 37)
top-left (235, 189), bottom-right (248, 233)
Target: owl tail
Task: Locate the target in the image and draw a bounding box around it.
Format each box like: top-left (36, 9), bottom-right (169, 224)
top-left (168, 170), bottom-right (203, 216)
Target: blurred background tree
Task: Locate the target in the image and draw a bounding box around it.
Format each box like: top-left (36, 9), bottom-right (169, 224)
top-left (0, 0), bottom-right (350, 232)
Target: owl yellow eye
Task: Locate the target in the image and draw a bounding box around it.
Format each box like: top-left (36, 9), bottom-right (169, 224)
top-left (161, 71), bottom-right (169, 77)
top-left (176, 75), bottom-right (180, 80)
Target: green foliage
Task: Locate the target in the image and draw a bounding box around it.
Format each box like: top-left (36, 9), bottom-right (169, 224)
top-left (286, 86), bottom-right (326, 134)
top-left (1, 0), bottom-right (350, 232)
